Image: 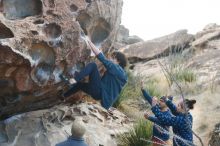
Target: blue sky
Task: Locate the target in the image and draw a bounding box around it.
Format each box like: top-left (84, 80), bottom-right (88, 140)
top-left (122, 0), bottom-right (220, 40)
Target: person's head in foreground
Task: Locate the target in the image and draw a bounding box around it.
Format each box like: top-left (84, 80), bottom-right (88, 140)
top-left (71, 119), bottom-right (86, 138)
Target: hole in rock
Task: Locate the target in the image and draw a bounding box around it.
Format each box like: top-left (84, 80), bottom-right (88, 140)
top-left (48, 0), bottom-right (55, 8)
top-left (33, 19), bottom-right (44, 24)
top-left (0, 22), bottom-right (14, 39)
top-left (56, 41), bottom-right (63, 48)
top-left (0, 79), bottom-right (14, 88)
top-left (4, 92), bottom-right (21, 104)
top-left (48, 40), bottom-right (63, 48)
top-left (63, 115), bottom-right (75, 121)
top-left (44, 23), bottom-right (62, 39)
top-left (76, 12), bottom-right (91, 35)
top-left (0, 44), bottom-right (29, 66)
top-left (70, 4), bottom-right (78, 12)
top-left (46, 10), bottom-right (54, 15)
top-left (90, 18), bottom-right (110, 46)
top-left (29, 42), bottom-right (56, 66)
top-left (2, 0), bottom-right (42, 20)
top-left (85, 0), bottom-right (92, 3)
top-left (129, 64), bottom-right (135, 70)
top-left (0, 98), bottom-right (7, 107)
top-left (0, 79), bottom-right (17, 105)
top-left (32, 62), bottom-right (53, 86)
top-left (31, 30), bottom-right (38, 35)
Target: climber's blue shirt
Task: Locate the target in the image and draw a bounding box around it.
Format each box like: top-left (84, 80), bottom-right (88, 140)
top-left (152, 100), bottom-right (194, 146)
top-left (55, 137), bottom-right (88, 146)
top-left (141, 89), bottom-right (171, 141)
top-left (97, 53), bottom-right (127, 109)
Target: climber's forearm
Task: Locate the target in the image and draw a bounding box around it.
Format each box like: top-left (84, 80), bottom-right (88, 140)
top-left (86, 39), bottom-right (101, 55)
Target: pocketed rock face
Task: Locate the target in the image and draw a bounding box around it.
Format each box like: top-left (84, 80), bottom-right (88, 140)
top-left (0, 0), bottom-right (123, 119)
top-left (0, 103), bottom-right (131, 146)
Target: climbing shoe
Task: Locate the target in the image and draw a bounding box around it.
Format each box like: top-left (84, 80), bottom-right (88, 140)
top-left (59, 74), bottom-right (69, 85)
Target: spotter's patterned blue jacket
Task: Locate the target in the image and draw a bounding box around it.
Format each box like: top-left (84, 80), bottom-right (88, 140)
top-left (142, 89), bottom-right (171, 141)
top-left (151, 100), bottom-right (194, 146)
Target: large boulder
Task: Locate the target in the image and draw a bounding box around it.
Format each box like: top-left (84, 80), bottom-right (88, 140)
top-left (187, 48), bottom-right (220, 88)
top-left (0, 0), bottom-right (123, 119)
top-left (116, 25), bottom-right (129, 43)
top-left (113, 25), bottom-right (143, 49)
top-left (186, 24), bottom-right (220, 88)
top-left (126, 35), bottom-right (143, 44)
top-left (121, 30), bottom-right (194, 62)
top-left (192, 23), bottom-right (220, 49)
top-left (0, 103), bottom-right (131, 146)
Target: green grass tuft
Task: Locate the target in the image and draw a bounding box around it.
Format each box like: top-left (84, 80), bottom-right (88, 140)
top-left (117, 119), bottom-right (153, 146)
top-left (113, 71), bottom-right (142, 108)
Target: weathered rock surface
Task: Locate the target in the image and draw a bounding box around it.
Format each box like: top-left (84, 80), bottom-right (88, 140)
top-left (188, 48), bottom-right (220, 88)
top-left (115, 25), bottom-right (143, 49)
top-left (192, 23), bottom-right (220, 47)
top-left (126, 35), bottom-right (143, 44)
top-left (121, 30), bottom-right (194, 63)
top-left (116, 25), bottom-right (129, 44)
top-left (0, 0), bottom-right (123, 119)
top-left (110, 25), bottom-right (144, 51)
top-left (0, 102), bottom-right (131, 146)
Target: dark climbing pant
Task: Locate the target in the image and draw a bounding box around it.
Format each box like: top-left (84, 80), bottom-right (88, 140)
top-left (63, 62), bottom-right (102, 100)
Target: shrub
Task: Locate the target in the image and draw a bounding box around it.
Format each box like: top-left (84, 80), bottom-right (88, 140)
top-left (117, 119), bottom-right (152, 146)
top-left (113, 71), bottom-right (142, 108)
top-left (162, 53), bottom-right (197, 85)
top-left (173, 68), bottom-right (196, 83)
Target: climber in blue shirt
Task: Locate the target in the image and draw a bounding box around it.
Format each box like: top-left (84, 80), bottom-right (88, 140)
top-left (141, 85), bottom-right (172, 146)
top-left (60, 36), bottom-right (127, 110)
top-left (151, 96), bottom-right (196, 146)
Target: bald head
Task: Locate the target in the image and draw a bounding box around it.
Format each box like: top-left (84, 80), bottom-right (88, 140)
top-left (71, 119), bottom-right (86, 138)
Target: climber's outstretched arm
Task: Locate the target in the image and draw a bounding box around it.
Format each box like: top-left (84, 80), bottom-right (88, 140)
top-left (86, 37), bottom-right (101, 56)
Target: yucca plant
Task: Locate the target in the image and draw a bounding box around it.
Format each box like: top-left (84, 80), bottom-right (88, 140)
top-left (163, 52), bottom-right (197, 85)
top-left (117, 119), bottom-right (152, 146)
